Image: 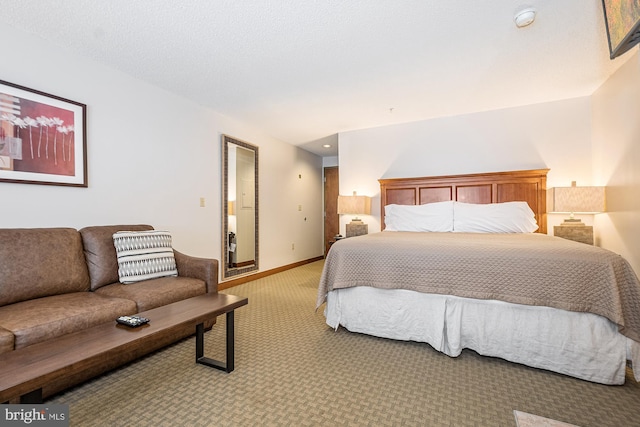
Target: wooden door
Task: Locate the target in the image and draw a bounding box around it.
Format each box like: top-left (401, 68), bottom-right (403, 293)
top-left (324, 167), bottom-right (339, 256)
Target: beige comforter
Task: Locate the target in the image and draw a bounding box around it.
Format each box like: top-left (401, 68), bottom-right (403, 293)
top-left (317, 232), bottom-right (640, 342)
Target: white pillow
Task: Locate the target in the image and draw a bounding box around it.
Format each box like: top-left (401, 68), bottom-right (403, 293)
top-left (453, 201), bottom-right (538, 233)
top-left (384, 201), bottom-right (454, 232)
top-left (113, 230), bottom-right (178, 284)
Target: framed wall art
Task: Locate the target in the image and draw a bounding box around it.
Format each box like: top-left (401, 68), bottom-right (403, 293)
top-left (0, 79), bottom-right (87, 187)
top-left (602, 0), bottom-right (640, 59)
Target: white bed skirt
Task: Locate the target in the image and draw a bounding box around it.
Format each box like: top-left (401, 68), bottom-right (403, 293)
top-left (325, 287), bottom-right (640, 385)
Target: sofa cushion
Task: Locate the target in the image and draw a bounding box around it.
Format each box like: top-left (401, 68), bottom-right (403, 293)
top-left (0, 326), bottom-right (14, 354)
top-left (0, 228), bottom-right (91, 306)
top-left (0, 293), bottom-right (137, 349)
top-left (94, 276), bottom-right (206, 312)
top-left (113, 230), bottom-right (178, 283)
top-left (79, 224), bottom-right (153, 291)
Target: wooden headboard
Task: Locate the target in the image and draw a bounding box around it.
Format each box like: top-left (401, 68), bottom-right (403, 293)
top-left (379, 169), bottom-right (549, 234)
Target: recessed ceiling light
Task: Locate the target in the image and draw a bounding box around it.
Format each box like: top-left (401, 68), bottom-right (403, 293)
top-left (322, 144), bottom-right (331, 148)
top-left (514, 8), bottom-right (536, 28)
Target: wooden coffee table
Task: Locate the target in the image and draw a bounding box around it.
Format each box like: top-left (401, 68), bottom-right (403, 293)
top-left (0, 292), bottom-right (248, 404)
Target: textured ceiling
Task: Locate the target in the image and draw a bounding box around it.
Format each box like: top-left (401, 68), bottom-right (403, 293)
top-left (0, 1), bottom-right (631, 157)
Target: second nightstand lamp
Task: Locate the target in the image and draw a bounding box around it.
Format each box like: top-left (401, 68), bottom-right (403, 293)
top-left (337, 191), bottom-right (371, 237)
top-left (548, 181), bottom-right (606, 245)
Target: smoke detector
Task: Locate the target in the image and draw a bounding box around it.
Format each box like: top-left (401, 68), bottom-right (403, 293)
top-left (514, 8), bottom-right (536, 28)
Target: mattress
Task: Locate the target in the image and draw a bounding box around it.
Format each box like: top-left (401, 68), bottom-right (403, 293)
top-left (325, 286), bottom-right (640, 385)
top-left (318, 232), bottom-right (640, 343)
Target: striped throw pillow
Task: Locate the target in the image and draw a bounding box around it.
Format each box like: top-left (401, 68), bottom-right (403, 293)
top-left (113, 230), bottom-right (178, 284)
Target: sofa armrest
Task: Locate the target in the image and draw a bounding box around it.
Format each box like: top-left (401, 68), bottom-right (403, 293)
top-left (173, 250), bottom-right (219, 293)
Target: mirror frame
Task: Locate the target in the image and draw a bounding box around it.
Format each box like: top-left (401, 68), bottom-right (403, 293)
top-left (221, 134), bottom-right (259, 279)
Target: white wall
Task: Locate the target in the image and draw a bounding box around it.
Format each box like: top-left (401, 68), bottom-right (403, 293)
top-left (322, 157), bottom-right (338, 168)
top-left (338, 98), bottom-right (594, 233)
top-left (592, 50), bottom-right (640, 274)
top-left (0, 23), bottom-right (323, 280)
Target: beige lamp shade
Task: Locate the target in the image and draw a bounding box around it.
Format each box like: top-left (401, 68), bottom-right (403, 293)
top-left (337, 192), bottom-right (371, 216)
top-left (547, 182), bottom-right (606, 215)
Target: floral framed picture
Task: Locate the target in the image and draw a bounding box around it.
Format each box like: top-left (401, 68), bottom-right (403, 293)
top-left (0, 79), bottom-right (87, 187)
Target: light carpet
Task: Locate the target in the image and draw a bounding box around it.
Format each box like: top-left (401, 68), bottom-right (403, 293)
top-left (49, 261), bottom-right (640, 426)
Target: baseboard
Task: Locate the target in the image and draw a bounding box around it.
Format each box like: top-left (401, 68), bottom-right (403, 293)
top-left (218, 256), bottom-right (324, 290)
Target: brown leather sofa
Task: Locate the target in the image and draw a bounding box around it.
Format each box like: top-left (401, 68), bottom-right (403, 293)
top-left (0, 224), bottom-right (218, 397)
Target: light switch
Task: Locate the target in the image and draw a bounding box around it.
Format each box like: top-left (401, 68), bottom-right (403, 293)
top-left (200, 197), bottom-right (205, 207)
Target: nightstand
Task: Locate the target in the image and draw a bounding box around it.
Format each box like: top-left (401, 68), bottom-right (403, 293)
top-left (345, 220), bottom-right (368, 237)
top-left (554, 224), bottom-right (594, 245)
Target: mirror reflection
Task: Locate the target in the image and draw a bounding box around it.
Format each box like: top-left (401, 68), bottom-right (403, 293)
top-left (222, 135), bottom-right (259, 279)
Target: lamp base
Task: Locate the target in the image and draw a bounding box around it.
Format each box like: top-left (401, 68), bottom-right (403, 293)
top-left (560, 218), bottom-right (585, 226)
top-left (346, 220), bottom-right (368, 237)
top-left (554, 223), bottom-right (593, 245)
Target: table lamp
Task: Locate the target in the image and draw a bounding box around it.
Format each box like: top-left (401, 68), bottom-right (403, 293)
top-left (547, 181), bottom-right (606, 244)
top-left (337, 191), bottom-right (371, 237)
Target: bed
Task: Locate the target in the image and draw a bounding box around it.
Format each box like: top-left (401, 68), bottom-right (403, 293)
top-left (316, 169), bottom-right (640, 385)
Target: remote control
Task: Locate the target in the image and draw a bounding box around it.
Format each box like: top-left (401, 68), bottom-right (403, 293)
top-left (116, 315), bottom-right (150, 327)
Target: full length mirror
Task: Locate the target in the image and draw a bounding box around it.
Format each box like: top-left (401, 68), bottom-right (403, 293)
top-left (222, 135), bottom-right (259, 279)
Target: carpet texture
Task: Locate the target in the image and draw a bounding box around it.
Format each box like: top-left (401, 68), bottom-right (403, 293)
top-left (50, 261), bottom-right (640, 426)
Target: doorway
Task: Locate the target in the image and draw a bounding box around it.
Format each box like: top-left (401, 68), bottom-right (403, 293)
top-left (324, 166), bottom-right (339, 256)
